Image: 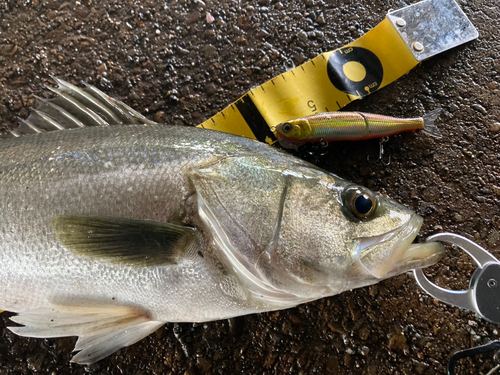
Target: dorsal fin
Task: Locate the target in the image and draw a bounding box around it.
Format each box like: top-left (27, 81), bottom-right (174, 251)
top-left (10, 77), bottom-right (157, 137)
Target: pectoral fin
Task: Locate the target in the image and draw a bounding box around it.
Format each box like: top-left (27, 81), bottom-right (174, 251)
top-left (8, 304), bottom-right (164, 364)
top-left (51, 215), bottom-right (200, 266)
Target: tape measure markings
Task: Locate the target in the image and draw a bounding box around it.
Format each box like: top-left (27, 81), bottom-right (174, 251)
top-left (235, 94), bottom-right (275, 143)
top-left (198, 18), bottom-right (419, 140)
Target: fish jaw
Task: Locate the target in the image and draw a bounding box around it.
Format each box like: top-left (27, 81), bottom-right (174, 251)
top-left (385, 241), bottom-right (444, 278)
top-left (353, 215), bottom-right (444, 279)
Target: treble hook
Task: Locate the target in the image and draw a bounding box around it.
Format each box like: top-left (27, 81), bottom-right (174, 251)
top-left (367, 136), bottom-right (391, 166)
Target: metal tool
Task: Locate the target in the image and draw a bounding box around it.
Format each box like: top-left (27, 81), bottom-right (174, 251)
top-left (447, 340), bottom-right (500, 375)
top-left (414, 232), bottom-right (500, 324)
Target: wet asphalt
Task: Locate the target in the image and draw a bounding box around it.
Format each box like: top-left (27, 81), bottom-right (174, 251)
top-left (0, 0), bottom-right (500, 374)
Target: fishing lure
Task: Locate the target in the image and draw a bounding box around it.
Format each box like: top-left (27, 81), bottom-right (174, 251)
top-left (273, 109), bottom-right (442, 149)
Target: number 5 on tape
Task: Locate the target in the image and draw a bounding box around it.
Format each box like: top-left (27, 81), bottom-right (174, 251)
top-left (198, 0), bottom-right (478, 144)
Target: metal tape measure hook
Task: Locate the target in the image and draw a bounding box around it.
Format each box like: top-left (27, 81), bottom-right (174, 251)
top-left (414, 233), bottom-right (500, 323)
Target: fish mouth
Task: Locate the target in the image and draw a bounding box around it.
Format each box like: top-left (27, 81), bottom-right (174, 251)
top-left (354, 215), bottom-right (445, 279)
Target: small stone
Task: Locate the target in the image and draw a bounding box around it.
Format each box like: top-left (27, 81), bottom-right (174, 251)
top-left (27, 353), bottom-right (45, 372)
top-left (488, 81), bottom-right (497, 90)
top-left (269, 49), bottom-right (279, 60)
top-left (343, 354), bottom-right (352, 367)
top-left (488, 230), bottom-right (500, 246)
top-left (259, 55), bottom-right (270, 67)
top-left (388, 333), bottom-right (408, 351)
top-left (471, 103), bottom-right (487, 114)
top-left (12, 99), bottom-right (23, 111)
top-left (297, 30), bottom-right (308, 43)
top-left (205, 11), bottom-right (215, 23)
top-left (204, 44), bottom-right (218, 58)
top-left (196, 358), bottom-right (212, 373)
top-left (454, 213), bottom-right (464, 223)
top-left (258, 29), bottom-right (270, 38)
top-left (97, 63), bottom-right (107, 73)
top-left (47, 11), bottom-right (58, 20)
top-left (316, 13), bottom-right (326, 24)
top-left (490, 122), bottom-right (500, 133)
top-left (289, 314), bottom-right (302, 326)
top-left (44, 0), bottom-right (60, 10)
top-left (358, 326), bottom-right (370, 340)
top-left (360, 346), bottom-right (370, 356)
top-left (422, 188), bottom-right (438, 202)
top-left (0, 44), bottom-right (14, 56)
top-left (293, 53), bottom-right (306, 65)
top-left (326, 356), bottom-right (339, 373)
top-left (327, 322), bottom-right (345, 335)
top-left (205, 83), bottom-right (217, 96)
top-left (128, 91), bottom-right (139, 101)
top-left (186, 11), bottom-right (201, 25)
top-left (369, 284), bottom-right (378, 297)
top-left (154, 111), bottom-right (167, 123)
top-left (448, 103), bottom-right (459, 112)
top-left (494, 59), bottom-right (500, 73)
top-left (274, 2), bottom-right (283, 9)
top-left (236, 36), bottom-right (248, 46)
top-left (491, 185), bottom-right (500, 197)
top-left (177, 46), bottom-right (190, 55)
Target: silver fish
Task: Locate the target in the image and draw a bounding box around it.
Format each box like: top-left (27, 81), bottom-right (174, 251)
top-left (0, 79), bottom-right (444, 364)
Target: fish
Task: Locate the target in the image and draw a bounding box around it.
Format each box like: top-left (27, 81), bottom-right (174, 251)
top-left (0, 78), bottom-right (444, 364)
top-left (273, 109), bottom-right (442, 149)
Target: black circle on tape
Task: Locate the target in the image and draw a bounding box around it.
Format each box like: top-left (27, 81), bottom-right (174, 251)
top-left (327, 47), bottom-right (383, 97)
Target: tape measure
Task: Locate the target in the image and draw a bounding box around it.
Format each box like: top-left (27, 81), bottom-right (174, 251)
top-left (197, 0), bottom-right (478, 144)
top-left (197, 18), bottom-right (416, 144)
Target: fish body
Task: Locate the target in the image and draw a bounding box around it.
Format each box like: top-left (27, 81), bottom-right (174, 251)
top-left (0, 80), bottom-right (444, 364)
top-left (275, 109), bottom-right (442, 149)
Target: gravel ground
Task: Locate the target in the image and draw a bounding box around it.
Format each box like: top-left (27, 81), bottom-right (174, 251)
top-left (0, 0), bottom-right (499, 374)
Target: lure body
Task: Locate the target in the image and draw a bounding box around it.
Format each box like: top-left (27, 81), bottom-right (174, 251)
top-left (275, 109), bottom-right (442, 149)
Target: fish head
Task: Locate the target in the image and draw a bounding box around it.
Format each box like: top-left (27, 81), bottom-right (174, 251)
top-left (274, 172), bottom-right (444, 296)
top-left (275, 119), bottom-right (311, 142)
top-left (191, 155), bottom-right (443, 302)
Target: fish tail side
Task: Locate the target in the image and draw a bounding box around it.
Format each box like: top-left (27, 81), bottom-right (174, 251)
top-left (422, 108), bottom-right (443, 138)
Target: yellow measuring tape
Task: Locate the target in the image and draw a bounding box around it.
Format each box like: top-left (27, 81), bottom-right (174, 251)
top-left (198, 18), bottom-right (417, 144)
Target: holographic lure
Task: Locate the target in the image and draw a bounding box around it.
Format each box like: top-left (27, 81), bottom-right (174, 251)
top-left (273, 108), bottom-right (442, 149)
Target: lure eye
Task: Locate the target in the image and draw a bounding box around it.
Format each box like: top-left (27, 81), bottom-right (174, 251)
top-left (281, 123), bottom-right (292, 133)
top-left (342, 187), bottom-right (377, 220)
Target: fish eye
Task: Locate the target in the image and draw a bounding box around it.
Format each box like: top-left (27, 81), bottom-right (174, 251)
top-left (282, 123), bottom-right (292, 133)
top-left (342, 186), bottom-right (377, 220)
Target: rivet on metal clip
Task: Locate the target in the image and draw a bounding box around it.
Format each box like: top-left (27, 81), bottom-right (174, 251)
top-left (413, 232), bottom-right (500, 324)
